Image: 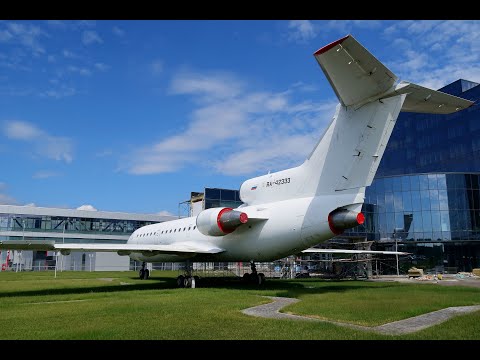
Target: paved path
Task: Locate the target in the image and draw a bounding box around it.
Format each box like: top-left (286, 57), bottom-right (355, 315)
top-left (242, 296), bottom-right (480, 335)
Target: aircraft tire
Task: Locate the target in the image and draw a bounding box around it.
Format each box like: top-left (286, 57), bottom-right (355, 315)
top-left (258, 273), bottom-right (266, 285)
top-left (143, 269), bottom-right (150, 280)
top-left (243, 273), bottom-right (251, 282)
top-left (177, 275), bottom-right (185, 288)
top-left (184, 276), bottom-right (193, 288)
top-left (139, 269), bottom-right (145, 280)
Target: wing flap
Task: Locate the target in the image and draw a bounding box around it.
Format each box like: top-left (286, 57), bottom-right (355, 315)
top-left (0, 240), bottom-right (224, 255)
top-left (302, 248), bottom-right (409, 255)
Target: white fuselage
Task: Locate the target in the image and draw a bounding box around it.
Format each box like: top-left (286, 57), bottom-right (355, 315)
top-left (127, 190), bottom-right (363, 263)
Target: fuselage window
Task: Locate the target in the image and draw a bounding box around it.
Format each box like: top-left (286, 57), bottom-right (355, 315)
top-left (193, 226), bottom-right (196, 230)
top-left (183, 227), bottom-right (186, 231)
top-left (188, 227), bottom-right (191, 230)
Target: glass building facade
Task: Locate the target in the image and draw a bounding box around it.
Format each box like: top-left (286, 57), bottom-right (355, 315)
top-left (344, 79), bottom-right (480, 272)
top-left (204, 188), bottom-right (243, 210)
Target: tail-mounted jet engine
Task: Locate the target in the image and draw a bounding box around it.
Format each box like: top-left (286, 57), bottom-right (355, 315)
top-left (196, 207), bottom-right (248, 236)
top-left (328, 208), bottom-right (365, 235)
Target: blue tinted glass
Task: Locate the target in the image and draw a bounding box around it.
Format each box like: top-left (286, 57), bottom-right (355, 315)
top-left (205, 188), bottom-right (220, 200)
top-left (431, 210), bottom-right (441, 231)
top-left (393, 177), bottom-right (402, 192)
top-left (456, 174), bottom-right (466, 189)
top-left (401, 176), bottom-right (411, 191)
top-left (428, 174), bottom-right (438, 189)
top-left (437, 174), bottom-right (447, 190)
top-left (402, 191), bottom-right (412, 211)
top-left (472, 189), bottom-right (480, 209)
top-left (394, 192), bottom-right (403, 211)
top-left (385, 193), bottom-right (394, 212)
top-left (421, 191), bottom-right (431, 210)
top-left (429, 190), bottom-right (440, 210)
top-left (419, 175), bottom-right (429, 190)
top-left (432, 231), bottom-right (442, 241)
top-left (368, 180), bottom-right (377, 193)
top-left (410, 175), bottom-right (420, 191)
top-left (378, 212), bottom-right (386, 232)
top-left (384, 177), bottom-right (394, 192)
top-left (440, 211), bottom-right (450, 231)
top-left (395, 212), bottom-right (404, 230)
top-left (411, 191), bottom-right (422, 211)
top-left (376, 178), bottom-right (385, 193)
top-left (439, 190), bottom-right (449, 210)
top-left (469, 174), bottom-right (478, 190)
top-left (422, 211), bottom-right (432, 231)
top-left (376, 193), bottom-right (385, 209)
top-left (412, 211), bottom-right (421, 233)
top-left (220, 189), bottom-right (235, 201)
top-left (441, 230), bottom-right (451, 241)
top-left (386, 212), bottom-right (395, 234)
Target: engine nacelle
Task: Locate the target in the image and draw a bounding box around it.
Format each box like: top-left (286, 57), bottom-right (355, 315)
top-left (196, 207), bottom-right (248, 236)
top-left (328, 209), bottom-right (365, 235)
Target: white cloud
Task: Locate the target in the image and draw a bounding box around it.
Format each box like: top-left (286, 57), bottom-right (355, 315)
top-left (3, 120), bottom-right (74, 163)
top-left (23, 203), bottom-right (36, 207)
top-left (124, 70), bottom-right (336, 176)
top-left (94, 62), bottom-right (109, 71)
top-left (67, 65), bottom-right (91, 76)
top-left (157, 210), bottom-right (175, 216)
top-left (112, 26), bottom-right (125, 37)
top-left (39, 85), bottom-right (77, 99)
top-left (287, 20), bottom-right (317, 43)
top-left (77, 204), bottom-right (97, 211)
top-left (2, 22), bottom-right (47, 55)
top-left (0, 183), bottom-right (17, 205)
top-left (384, 20), bottom-right (480, 89)
top-left (95, 149), bottom-right (113, 157)
top-left (82, 30), bottom-right (103, 45)
top-left (32, 170), bottom-right (61, 179)
top-left (151, 60), bottom-right (164, 75)
top-left (62, 49), bottom-right (79, 59)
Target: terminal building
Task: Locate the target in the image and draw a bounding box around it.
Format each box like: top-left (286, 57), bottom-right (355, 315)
top-left (0, 205), bottom-right (176, 271)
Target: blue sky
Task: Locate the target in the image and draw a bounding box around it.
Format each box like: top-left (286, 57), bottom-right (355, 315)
top-left (0, 20), bottom-right (479, 216)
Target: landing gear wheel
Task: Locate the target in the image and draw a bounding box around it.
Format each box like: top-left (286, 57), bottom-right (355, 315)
top-left (143, 269), bottom-right (150, 280)
top-left (258, 273), bottom-right (266, 286)
top-left (139, 269), bottom-right (145, 280)
top-left (177, 275), bottom-right (185, 288)
top-left (243, 273), bottom-right (251, 282)
top-left (184, 276), bottom-right (193, 288)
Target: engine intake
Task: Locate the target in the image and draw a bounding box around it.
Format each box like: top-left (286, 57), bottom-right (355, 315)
top-left (196, 207), bottom-right (248, 236)
top-left (328, 209), bottom-right (364, 235)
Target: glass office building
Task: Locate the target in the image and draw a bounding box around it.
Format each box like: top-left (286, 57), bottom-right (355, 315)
top-left (345, 79), bottom-right (480, 272)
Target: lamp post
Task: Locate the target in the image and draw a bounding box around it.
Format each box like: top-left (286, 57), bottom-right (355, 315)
top-left (393, 230), bottom-right (399, 276)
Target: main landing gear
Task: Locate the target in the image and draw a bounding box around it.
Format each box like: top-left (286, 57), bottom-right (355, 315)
top-left (138, 262), bottom-right (150, 280)
top-left (242, 261), bottom-right (265, 286)
top-left (176, 261), bottom-right (199, 288)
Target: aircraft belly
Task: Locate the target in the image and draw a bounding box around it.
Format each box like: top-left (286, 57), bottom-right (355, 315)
top-left (129, 252), bottom-right (195, 262)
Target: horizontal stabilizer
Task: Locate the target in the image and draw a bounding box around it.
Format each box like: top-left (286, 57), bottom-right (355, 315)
top-left (302, 248), bottom-right (409, 255)
top-left (389, 81), bottom-right (474, 114)
top-left (314, 35), bottom-right (397, 107)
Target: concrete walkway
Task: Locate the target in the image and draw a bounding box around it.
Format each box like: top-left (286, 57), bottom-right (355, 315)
top-left (242, 296), bottom-right (480, 335)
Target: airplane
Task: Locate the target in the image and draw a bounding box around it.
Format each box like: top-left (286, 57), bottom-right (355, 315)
top-left (0, 35), bottom-right (474, 288)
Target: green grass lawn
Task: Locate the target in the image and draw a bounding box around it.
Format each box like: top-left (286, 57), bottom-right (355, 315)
top-left (0, 271), bottom-right (479, 340)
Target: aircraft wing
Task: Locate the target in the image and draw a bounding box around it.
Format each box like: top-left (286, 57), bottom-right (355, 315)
top-left (302, 248), bottom-right (409, 255)
top-left (0, 240), bottom-right (225, 255)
